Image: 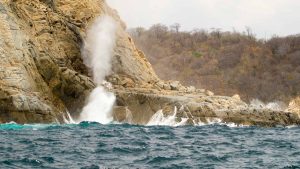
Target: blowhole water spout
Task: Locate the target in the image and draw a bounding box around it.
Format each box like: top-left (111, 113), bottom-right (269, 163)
top-left (75, 15), bottom-right (117, 124)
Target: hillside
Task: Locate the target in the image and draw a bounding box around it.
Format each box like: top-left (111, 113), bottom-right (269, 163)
top-left (129, 24), bottom-right (300, 102)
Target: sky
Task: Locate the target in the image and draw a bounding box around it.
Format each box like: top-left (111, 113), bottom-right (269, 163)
top-left (107, 0), bottom-right (300, 39)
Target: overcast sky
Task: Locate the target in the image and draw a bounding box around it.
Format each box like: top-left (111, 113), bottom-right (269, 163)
top-left (107, 0), bottom-right (300, 39)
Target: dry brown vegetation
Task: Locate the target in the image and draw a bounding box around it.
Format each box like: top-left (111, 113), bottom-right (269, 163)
top-left (129, 24), bottom-right (300, 102)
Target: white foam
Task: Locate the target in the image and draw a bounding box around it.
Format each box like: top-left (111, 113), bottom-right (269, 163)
top-left (196, 118), bottom-right (248, 127)
top-left (147, 107), bottom-right (188, 126)
top-left (250, 99), bottom-right (287, 111)
top-left (82, 16), bottom-right (117, 84)
top-left (63, 111), bottom-right (76, 124)
top-left (79, 87), bottom-right (115, 124)
top-left (76, 15), bottom-right (117, 124)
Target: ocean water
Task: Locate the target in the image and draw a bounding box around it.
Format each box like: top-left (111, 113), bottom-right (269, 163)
top-left (0, 123), bottom-right (300, 169)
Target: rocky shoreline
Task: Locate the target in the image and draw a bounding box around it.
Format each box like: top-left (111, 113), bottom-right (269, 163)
top-left (112, 85), bottom-right (300, 127)
top-left (0, 0), bottom-right (299, 127)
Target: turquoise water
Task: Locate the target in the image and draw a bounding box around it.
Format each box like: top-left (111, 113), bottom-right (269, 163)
top-left (0, 122), bottom-right (300, 169)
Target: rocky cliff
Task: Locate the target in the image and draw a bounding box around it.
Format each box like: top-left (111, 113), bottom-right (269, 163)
top-left (0, 0), bottom-right (299, 126)
top-left (0, 0), bottom-right (157, 123)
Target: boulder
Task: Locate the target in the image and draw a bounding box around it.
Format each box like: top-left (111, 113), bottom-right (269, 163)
top-left (187, 86), bottom-right (196, 93)
top-left (232, 94), bottom-right (241, 101)
top-left (170, 81), bottom-right (180, 90)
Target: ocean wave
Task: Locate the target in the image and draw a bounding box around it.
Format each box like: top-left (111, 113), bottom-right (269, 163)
top-left (1, 122), bottom-right (300, 168)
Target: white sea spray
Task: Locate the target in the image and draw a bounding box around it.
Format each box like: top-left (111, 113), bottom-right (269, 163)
top-left (76, 15), bottom-right (117, 124)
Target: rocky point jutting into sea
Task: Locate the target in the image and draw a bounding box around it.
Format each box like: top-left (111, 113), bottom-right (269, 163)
top-left (0, 0), bottom-right (300, 127)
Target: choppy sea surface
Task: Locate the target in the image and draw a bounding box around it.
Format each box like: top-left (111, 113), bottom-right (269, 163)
top-left (0, 122), bottom-right (300, 169)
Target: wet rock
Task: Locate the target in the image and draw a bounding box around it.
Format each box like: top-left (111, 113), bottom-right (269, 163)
top-left (107, 74), bottom-right (121, 86)
top-left (112, 88), bottom-right (300, 127)
top-left (113, 106), bottom-right (128, 122)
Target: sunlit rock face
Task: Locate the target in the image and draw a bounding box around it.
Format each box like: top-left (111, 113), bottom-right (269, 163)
top-left (287, 97), bottom-right (300, 116)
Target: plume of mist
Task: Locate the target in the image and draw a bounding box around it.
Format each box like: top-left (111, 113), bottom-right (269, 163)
top-left (82, 15), bottom-right (117, 85)
top-left (77, 15), bottom-right (117, 124)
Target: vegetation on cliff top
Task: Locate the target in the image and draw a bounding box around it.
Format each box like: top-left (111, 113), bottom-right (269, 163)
top-left (129, 24), bottom-right (300, 102)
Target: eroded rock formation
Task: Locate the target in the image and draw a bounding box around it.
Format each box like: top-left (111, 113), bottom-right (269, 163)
top-left (0, 0), bottom-right (157, 123)
top-left (0, 0), bottom-right (299, 126)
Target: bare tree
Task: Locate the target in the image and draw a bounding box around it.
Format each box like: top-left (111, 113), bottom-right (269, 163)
top-left (245, 26), bottom-right (255, 39)
top-left (149, 24), bottom-right (168, 41)
top-left (170, 23), bottom-right (181, 33)
top-left (129, 23), bottom-right (300, 102)
top-left (210, 28), bottom-right (222, 39)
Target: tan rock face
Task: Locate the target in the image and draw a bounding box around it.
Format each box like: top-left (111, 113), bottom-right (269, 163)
top-left (0, 0), bottom-right (158, 123)
top-left (287, 97), bottom-right (300, 116)
top-left (0, 1), bottom-right (63, 123)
